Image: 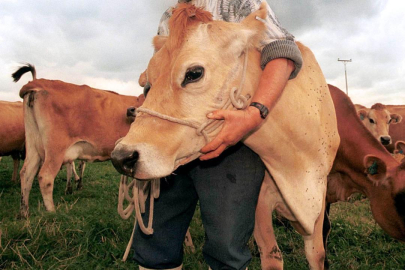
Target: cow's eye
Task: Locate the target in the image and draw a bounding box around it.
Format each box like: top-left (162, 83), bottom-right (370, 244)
top-left (388, 119), bottom-right (392, 124)
top-left (182, 66), bottom-right (204, 87)
top-left (143, 82), bottom-right (151, 97)
top-left (369, 118), bottom-right (375, 124)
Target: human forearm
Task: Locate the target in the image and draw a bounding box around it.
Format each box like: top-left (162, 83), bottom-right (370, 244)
top-left (248, 58), bottom-right (295, 118)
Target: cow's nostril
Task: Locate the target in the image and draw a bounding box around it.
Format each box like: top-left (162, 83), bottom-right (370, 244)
top-left (381, 136), bottom-right (391, 145)
top-left (127, 106), bottom-right (136, 117)
top-left (122, 151), bottom-right (139, 172)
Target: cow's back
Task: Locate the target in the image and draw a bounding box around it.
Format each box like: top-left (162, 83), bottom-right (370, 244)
top-left (0, 101), bottom-right (25, 155)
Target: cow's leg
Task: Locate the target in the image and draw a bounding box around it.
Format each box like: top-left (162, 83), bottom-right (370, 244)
top-left (76, 161), bottom-right (86, 190)
top-left (254, 174), bottom-right (283, 270)
top-left (184, 228), bottom-right (195, 253)
top-left (19, 152), bottom-right (41, 218)
top-left (322, 203), bottom-right (331, 270)
top-left (65, 162), bottom-right (74, 194)
top-left (11, 153), bottom-right (20, 182)
top-left (71, 161), bottom-right (80, 182)
top-left (37, 155), bottom-right (65, 212)
top-left (292, 198), bottom-right (327, 270)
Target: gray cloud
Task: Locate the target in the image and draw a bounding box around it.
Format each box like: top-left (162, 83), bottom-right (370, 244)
top-left (0, 0), bottom-right (404, 108)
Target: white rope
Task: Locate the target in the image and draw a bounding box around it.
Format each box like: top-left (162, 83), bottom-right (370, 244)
top-left (118, 176), bottom-right (159, 261)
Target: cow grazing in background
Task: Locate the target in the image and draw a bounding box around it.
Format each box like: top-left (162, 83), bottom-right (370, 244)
top-left (355, 103), bottom-right (402, 147)
top-left (0, 101), bottom-right (25, 181)
top-left (324, 84), bottom-right (405, 267)
top-left (13, 64), bottom-right (144, 217)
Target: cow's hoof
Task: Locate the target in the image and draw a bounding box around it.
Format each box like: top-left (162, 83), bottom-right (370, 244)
top-left (76, 181), bottom-right (83, 190)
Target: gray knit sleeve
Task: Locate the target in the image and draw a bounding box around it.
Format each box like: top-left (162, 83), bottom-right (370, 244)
top-left (261, 40), bottom-right (303, 79)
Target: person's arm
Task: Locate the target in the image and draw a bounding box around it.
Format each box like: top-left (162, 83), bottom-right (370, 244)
top-left (199, 58), bottom-right (294, 160)
top-left (199, 0), bottom-right (300, 160)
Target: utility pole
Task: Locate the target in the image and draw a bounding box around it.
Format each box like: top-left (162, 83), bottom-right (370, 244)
top-left (338, 58), bottom-right (352, 95)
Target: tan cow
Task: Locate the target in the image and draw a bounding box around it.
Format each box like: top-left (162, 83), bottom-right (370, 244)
top-left (355, 103), bottom-right (402, 147)
top-left (112, 4), bottom-right (339, 269)
top-left (13, 64), bottom-right (144, 217)
top-left (0, 100), bottom-right (85, 184)
top-left (0, 101), bottom-right (25, 181)
top-left (324, 85), bottom-right (405, 267)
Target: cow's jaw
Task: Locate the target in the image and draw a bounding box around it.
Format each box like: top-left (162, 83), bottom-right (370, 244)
top-left (111, 116), bottom-right (206, 179)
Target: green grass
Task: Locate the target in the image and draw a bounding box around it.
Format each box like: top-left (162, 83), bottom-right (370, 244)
top-left (1, 156), bottom-right (404, 269)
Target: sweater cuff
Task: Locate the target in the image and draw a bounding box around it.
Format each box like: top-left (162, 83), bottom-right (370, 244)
top-left (261, 40), bottom-right (303, 80)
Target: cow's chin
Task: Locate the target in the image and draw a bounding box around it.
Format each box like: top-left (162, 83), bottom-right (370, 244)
top-left (174, 152), bottom-right (202, 170)
top-left (134, 160), bottom-right (174, 180)
top-left (134, 152), bottom-right (201, 180)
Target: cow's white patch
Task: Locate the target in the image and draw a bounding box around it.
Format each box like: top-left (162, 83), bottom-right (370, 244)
top-left (64, 141), bottom-right (109, 163)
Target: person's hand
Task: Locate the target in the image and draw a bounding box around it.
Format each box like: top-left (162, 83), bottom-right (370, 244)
top-left (199, 106), bottom-right (263, 160)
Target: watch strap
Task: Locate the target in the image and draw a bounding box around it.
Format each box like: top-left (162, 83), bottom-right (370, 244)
top-left (250, 102), bottom-right (269, 119)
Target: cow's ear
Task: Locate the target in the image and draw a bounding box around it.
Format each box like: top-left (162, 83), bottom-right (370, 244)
top-left (153, 35), bottom-right (168, 52)
top-left (390, 113), bottom-right (402, 124)
top-left (395, 141), bottom-right (405, 154)
top-left (357, 109), bottom-right (368, 121)
top-left (138, 69), bottom-right (147, 87)
top-left (363, 155), bottom-right (389, 185)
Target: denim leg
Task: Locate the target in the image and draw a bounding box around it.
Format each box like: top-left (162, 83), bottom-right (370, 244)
top-left (132, 168), bottom-right (198, 269)
top-left (190, 143), bottom-right (265, 270)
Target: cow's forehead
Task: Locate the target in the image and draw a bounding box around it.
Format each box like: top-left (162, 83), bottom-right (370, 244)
top-left (370, 109), bottom-right (390, 120)
top-left (147, 22), bottom-right (236, 81)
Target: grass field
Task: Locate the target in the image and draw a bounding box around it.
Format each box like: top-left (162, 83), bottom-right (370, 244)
top-left (0, 156), bottom-right (404, 269)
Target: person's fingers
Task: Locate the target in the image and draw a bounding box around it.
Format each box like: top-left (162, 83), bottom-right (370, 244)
top-left (207, 110), bottom-right (229, 120)
top-left (200, 135), bottom-right (224, 153)
top-left (199, 144), bottom-right (227, 161)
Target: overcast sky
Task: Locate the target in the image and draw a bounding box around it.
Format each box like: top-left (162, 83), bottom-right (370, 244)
top-left (0, 0), bottom-right (404, 107)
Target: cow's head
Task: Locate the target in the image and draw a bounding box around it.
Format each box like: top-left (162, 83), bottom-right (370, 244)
top-left (357, 103), bottom-right (402, 146)
top-left (111, 3), bottom-right (267, 179)
top-left (363, 154), bottom-right (405, 240)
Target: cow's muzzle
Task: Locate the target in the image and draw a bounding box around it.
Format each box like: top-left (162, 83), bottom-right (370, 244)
top-left (111, 144), bottom-right (139, 177)
top-left (380, 136), bottom-right (392, 145)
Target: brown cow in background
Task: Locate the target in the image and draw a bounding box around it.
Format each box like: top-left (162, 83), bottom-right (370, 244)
top-left (13, 64), bottom-right (144, 217)
top-left (324, 85), bottom-right (405, 268)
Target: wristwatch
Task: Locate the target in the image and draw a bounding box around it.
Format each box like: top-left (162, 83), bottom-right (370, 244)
top-left (249, 102), bottom-right (269, 119)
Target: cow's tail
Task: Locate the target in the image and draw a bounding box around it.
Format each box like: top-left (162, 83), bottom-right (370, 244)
top-left (12, 63), bottom-right (36, 82)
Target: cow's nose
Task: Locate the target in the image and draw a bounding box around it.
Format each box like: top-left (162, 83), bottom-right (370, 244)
top-left (380, 136), bottom-right (391, 145)
top-left (127, 106), bottom-right (136, 117)
top-left (111, 144), bottom-right (139, 177)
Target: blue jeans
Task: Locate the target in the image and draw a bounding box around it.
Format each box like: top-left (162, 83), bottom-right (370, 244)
top-left (132, 143), bottom-right (265, 270)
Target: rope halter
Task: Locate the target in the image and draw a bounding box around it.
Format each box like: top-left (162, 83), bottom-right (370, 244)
top-left (135, 49), bottom-right (251, 143)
